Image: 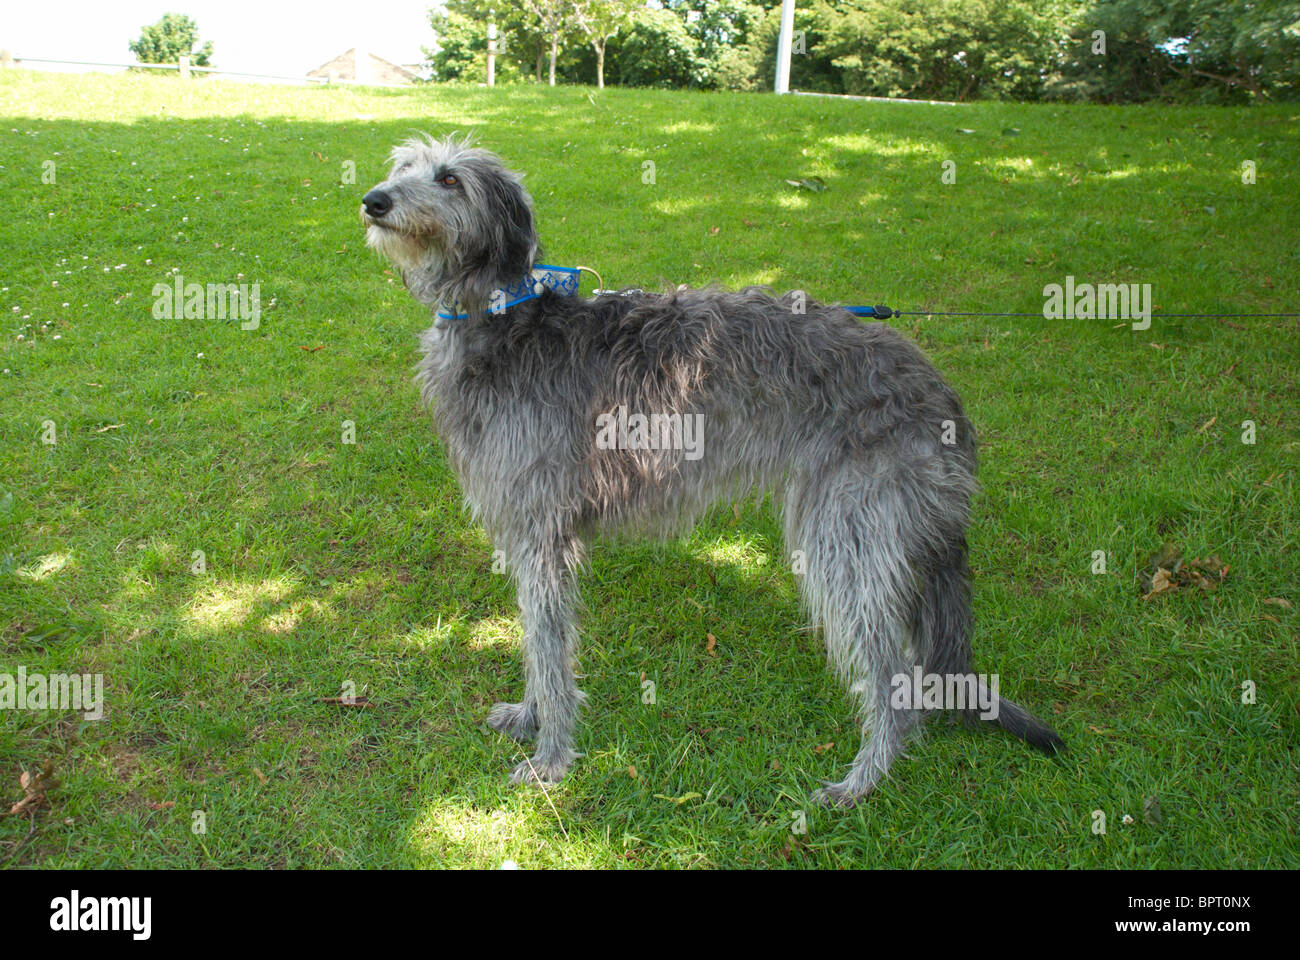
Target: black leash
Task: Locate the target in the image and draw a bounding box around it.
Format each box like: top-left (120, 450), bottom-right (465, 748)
top-left (845, 305), bottom-right (1300, 319)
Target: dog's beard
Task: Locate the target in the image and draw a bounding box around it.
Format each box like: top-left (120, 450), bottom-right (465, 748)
top-left (365, 218), bottom-right (443, 272)
top-left (364, 221), bottom-right (453, 306)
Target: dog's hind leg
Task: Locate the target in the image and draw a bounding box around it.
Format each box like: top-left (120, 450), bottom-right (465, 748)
top-left (787, 473), bottom-right (923, 808)
top-left (488, 528), bottom-right (587, 785)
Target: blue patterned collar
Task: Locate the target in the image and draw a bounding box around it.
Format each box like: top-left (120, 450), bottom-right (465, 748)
top-left (436, 263), bottom-right (581, 322)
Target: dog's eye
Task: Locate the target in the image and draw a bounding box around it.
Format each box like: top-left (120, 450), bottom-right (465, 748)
top-left (438, 173), bottom-right (459, 187)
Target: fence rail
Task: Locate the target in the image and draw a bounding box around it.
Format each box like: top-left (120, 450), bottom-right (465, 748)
top-left (0, 52), bottom-right (413, 88)
top-left (791, 89), bottom-right (962, 106)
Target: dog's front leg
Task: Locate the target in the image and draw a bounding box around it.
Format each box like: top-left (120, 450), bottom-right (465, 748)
top-left (488, 532), bottom-right (586, 785)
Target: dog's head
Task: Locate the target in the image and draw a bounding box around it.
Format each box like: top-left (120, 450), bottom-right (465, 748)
top-left (361, 134), bottom-right (538, 310)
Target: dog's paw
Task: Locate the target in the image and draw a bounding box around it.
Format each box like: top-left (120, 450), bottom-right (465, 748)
top-left (509, 751), bottom-right (573, 786)
top-left (486, 701), bottom-right (538, 742)
top-left (810, 779), bottom-right (873, 809)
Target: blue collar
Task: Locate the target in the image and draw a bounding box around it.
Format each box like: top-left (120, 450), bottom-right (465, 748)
top-left (436, 263), bottom-right (581, 322)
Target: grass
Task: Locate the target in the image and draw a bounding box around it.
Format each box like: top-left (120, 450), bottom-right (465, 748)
top-left (0, 70), bottom-right (1296, 869)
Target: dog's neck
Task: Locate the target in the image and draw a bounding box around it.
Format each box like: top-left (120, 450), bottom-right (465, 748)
top-left (430, 264), bottom-right (581, 325)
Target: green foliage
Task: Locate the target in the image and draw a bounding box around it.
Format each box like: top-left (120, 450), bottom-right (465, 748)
top-left (615, 6), bottom-right (709, 88)
top-left (1049, 0), bottom-right (1300, 104)
top-left (128, 12), bottom-right (213, 67)
top-left (677, 0), bottom-right (770, 90)
top-left (426, 1), bottom-right (540, 84)
top-left (573, 0), bottom-right (641, 86)
top-left (1047, 2), bottom-right (1178, 103)
top-left (812, 0), bottom-right (1079, 101)
top-left (672, 0), bottom-right (765, 66)
top-left (748, 3), bottom-right (846, 94)
top-left (417, 0), bottom-right (1300, 101)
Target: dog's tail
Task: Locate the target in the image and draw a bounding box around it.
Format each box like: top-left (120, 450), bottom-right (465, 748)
top-left (919, 540), bottom-right (1065, 755)
top-left (986, 690), bottom-right (1066, 754)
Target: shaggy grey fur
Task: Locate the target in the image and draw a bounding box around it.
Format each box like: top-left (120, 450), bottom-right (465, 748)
top-left (362, 135), bottom-right (1063, 806)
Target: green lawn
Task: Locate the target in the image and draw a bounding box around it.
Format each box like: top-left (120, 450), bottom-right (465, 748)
top-left (0, 70), bottom-right (1296, 869)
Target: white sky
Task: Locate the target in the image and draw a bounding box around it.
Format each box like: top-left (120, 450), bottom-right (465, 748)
top-left (1, 1), bottom-right (439, 77)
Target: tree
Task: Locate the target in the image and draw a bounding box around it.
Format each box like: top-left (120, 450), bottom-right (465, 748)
top-left (669, 0), bottom-right (769, 89)
top-left (1137, 0), bottom-right (1299, 101)
top-left (815, 0), bottom-right (1078, 101)
top-left (1047, 0), bottom-right (1300, 103)
top-left (425, 1), bottom-right (542, 84)
top-left (573, 0), bottom-right (638, 88)
top-left (617, 5), bottom-right (710, 87)
top-left (745, 1), bottom-right (843, 93)
top-left (523, 0), bottom-right (578, 85)
top-left (418, 0), bottom-right (1300, 100)
top-left (129, 12), bottom-right (213, 67)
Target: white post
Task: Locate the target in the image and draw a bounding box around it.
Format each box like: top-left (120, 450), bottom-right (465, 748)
top-left (354, 46), bottom-right (372, 84)
top-left (487, 18), bottom-right (497, 87)
top-left (774, 0), bottom-right (795, 94)
top-left (178, 54), bottom-right (191, 79)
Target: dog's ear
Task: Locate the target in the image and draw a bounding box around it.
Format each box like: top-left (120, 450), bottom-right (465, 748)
top-left (482, 172), bottom-right (537, 280)
top-left (442, 150), bottom-right (540, 309)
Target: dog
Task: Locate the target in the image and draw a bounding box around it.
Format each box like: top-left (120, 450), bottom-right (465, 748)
top-left (361, 134), bottom-right (1063, 806)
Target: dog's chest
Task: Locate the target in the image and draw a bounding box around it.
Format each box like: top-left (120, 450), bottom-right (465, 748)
top-left (417, 325), bottom-right (576, 497)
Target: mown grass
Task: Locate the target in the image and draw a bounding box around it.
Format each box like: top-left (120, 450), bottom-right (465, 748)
top-left (0, 71), bottom-right (1296, 869)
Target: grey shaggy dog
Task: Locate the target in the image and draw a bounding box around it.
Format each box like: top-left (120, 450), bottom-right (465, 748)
top-left (362, 134), bottom-right (1063, 806)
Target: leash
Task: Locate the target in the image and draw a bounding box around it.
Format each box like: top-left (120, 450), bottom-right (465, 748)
top-left (845, 305), bottom-right (1300, 319)
top-left (440, 265), bottom-right (1297, 322)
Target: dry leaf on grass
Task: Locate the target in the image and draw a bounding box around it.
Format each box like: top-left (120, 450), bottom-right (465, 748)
top-left (1139, 544), bottom-right (1229, 599)
top-left (8, 760), bottom-right (58, 816)
top-left (1146, 567), bottom-right (1175, 598)
top-left (1184, 555), bottom-right (1230, 591)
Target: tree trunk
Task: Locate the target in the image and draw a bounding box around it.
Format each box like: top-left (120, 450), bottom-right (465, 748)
top-left (595, 40), bottom-right (605, 89)
top-left (549, 34), bottom-right (558, 86)
top-left (1238, 60), bottom-right (1262, 99)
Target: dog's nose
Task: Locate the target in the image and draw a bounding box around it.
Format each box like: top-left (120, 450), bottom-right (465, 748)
top-left (362, 189), bottom-right (393, 218)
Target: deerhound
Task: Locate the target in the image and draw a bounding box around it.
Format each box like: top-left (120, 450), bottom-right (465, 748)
top-left (361, 135), bottom-right (1063, 806)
